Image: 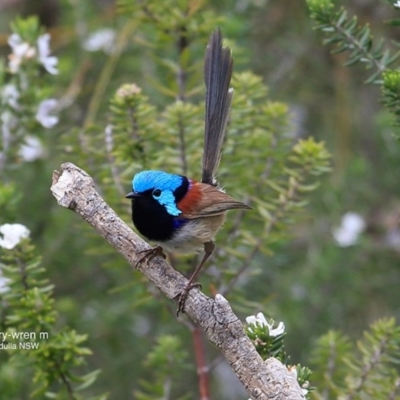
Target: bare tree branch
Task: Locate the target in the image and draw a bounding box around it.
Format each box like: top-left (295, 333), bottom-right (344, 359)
top-left (50, 162), bottom-right (305, 400)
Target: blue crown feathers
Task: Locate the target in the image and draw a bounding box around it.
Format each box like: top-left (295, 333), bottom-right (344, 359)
top-left (132, 170), bottom-right (184, 216)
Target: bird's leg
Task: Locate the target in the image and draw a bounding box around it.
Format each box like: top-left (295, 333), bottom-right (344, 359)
top-left (135, 245), bottom-right (166, 268)
top-left (175, 241), bottom-right (215, 316)
top-left (186, 241), bottom-right (215, 288)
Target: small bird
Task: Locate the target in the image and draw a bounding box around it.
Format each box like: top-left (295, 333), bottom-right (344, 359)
top-left (126, 29), bottom-right (251, 314)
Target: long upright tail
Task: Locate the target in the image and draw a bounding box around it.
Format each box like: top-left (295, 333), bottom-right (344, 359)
top-left (202, 29), bottom-right (233, 186)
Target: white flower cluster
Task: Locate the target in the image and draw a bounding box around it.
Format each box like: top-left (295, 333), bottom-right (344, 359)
top-left (0, 87), bottom-right (57, 160)
top-left (8, 33), bottom-right (58, 75)
top-left (246, 312), bottom-right (285, 337)
top-left (395, 1), bottom-right (400, 9)
top-left (0, 32), bottom-right (60, 165)
top-left (6, 32), bottom-right (59, 126)
top-left (0, 223), bottom-right (30, 249)
top-left (0, 223), bottom-right (30, 294)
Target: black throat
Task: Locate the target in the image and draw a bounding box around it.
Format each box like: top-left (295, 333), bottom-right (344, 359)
top-left (131, 193), bottom-right (175, 242)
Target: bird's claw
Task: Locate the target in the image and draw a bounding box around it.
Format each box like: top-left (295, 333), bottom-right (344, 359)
top-left (175, 282), bottom-right (202, 316)
top-left (135, 245), bottom-right (166, 268)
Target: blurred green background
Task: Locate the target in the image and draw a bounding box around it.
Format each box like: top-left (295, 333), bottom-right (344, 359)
top-left (1, 0), bottom-right (399, 398)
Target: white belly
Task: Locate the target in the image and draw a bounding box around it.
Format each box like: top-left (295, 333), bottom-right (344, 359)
top-left (161, 214), bottom-right (226, 253)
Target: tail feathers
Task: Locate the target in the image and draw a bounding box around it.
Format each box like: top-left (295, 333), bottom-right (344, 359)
top-left (202, 29), bottom-right (233, 186)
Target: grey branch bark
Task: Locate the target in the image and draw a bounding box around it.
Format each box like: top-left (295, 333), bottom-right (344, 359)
top-left (50, 162), bottom-right (305, 400)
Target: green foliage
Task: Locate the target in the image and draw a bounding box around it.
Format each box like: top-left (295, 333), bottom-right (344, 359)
top-left (0, 230), bottom-right (106, 399)
top-left (295, 365), bottom-right (313, 397)
top-left (307, 0), bottom-right (400, 142)
top-left (116, 0), bottom-right (224, 107)
top-left (109, 84), bottom-right (156, 168)
top-left (310, 330), bottom-right (352, 398)
top-left (10, 15), bottom-right (43, 44)
top-left (117, 0), bottom-right (222, 49)
top-left (305, 11), bottom-right (400, 398)
top-left (307, 0), bottom-right (400, 83)
top-left (310, 318), bottom-right (400, 399)
top-left (245, 316), bottom-right (287, 362)
top-left (134, 335), bottom-right (190, 400)
top-left (0, 183), bottom-right (19, 222)
top-left (382, 69), bottom-right (400, 135)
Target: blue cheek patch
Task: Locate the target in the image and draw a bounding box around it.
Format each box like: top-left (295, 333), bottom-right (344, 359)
top-left (156, 190), bottom-right (181, 216)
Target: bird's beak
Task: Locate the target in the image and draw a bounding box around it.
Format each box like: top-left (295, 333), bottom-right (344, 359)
top-left (125, 191), bottom-right (141, 199)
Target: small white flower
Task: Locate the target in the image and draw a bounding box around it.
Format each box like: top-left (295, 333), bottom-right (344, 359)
top-left (395, 1), bottom-right (400, 8)
top-left (269, 321), bottom-right (285, 337)
top-left (36, 98), bottom-right (59, 128)
top-left (246, 311), bottom-right (268, 326)
top-left (37, 33), bottom-right (58, 75)
top-left (1, 84), bottom-right (20, 109)
top-left (332, 212), bottom-right (366, 247)
top-left (18, 136), bottom-right (45, 162)
top-left (83, 28), bottom-right (117, 54)
top-left (0, 223), bottom-right (30, 249)
top-left (8, 33), bottom-right (36, 73)
top-left (246, 312), bottom-right (285, 337)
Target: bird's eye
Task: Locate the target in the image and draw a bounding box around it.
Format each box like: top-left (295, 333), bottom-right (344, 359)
top-left (153, 189), bottom-right (162, 197)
